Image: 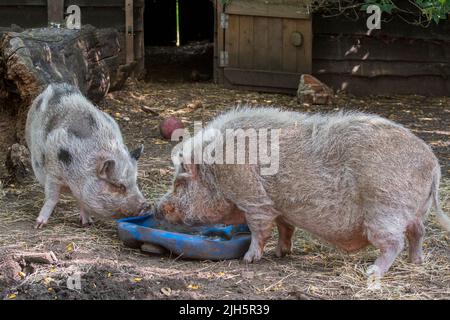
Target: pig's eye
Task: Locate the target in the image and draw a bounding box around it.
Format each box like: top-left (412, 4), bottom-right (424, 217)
top-left (119, 184), bottom-right (126, 193)
top-left (174, 179), bottom-right (185, 191)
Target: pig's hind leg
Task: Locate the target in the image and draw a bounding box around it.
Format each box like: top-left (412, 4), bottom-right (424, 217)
top-left (406, 219), bottom-right (425, 264)
top-left (365, 217), bottom-right (406, 277)
top-left (35, 179), bottom-right (62, 229)
top-left (275, 217), bottom-right (295, 257)
top-left (406, 195), bottom-right (432, 264)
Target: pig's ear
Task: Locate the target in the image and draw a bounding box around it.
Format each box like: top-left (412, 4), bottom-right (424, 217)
top-left (97, 159), bottom-right (116, 181)
top-left (130, 144), bottom-right (144, 161)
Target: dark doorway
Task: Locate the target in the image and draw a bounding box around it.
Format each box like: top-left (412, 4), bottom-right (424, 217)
top-left (144, 0), bottom-right (215, 82)
top-left (178, 0), bottom-right (214, 45)
top-left (144, 0), bottom-right (177, 46)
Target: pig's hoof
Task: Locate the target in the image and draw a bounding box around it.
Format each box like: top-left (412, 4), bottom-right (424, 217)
top-left (275, 244), bottom-right (292, 258)
top-left (80, 217), bottom-right (94, 228)
top-left (366, 265), bottom-right (382, 278)
top-left (409, 256), bottom-right (424, 264)
top-left (81, 221), bottom-right (93, 228)
top-left (243, 249), bottom-right (262, 263)
top-left (34, 218), bottom-right (48, 229)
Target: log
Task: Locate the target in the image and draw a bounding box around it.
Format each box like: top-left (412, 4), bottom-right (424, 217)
top-left (13, 251), bottom-right (58, 265)
top-left (0, 250), bottom-right (58, 283)
top-left (0, 25), bottom-right (129, 110)
top-left (0, 25), bottom-right (134, 182)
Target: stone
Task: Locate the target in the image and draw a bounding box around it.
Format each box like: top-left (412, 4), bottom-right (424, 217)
top-left (297, 74), bottom-right (333, 105)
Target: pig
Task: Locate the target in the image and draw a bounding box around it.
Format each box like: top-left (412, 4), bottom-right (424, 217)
top-left (25, 83), bottom-right (148, 229)
top-left (156, 107), bottom-right (450, 277)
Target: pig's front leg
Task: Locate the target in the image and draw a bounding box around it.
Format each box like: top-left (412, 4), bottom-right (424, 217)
top-left (79, 205), bottom-right (94, 227)
top-left (35, 180), bottom-right (62, 229)
top-left (242, 206), bottom-right (278, 263)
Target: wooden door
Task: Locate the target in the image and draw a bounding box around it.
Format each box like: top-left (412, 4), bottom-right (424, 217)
top-left (216, 0), bottom-right (312, 93)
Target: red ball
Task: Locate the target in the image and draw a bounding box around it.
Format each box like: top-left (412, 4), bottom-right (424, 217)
top-left (159, 116), bottom-right (184, 139)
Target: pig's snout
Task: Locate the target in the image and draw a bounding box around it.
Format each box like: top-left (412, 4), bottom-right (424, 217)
top-left (152, 203), bottom-right (163, 220)
top-left (154, 199), bottom-right (183, 224)
top-left (111, 198), bottom-right (150, 219)
top-left (136, 198), bottom-right (151, 216)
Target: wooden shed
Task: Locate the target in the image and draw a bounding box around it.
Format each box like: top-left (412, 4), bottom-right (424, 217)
top-left (215, 0), bottom-right (312, 93)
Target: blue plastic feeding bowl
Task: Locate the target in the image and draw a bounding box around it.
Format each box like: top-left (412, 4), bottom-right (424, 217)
top-left (117, 214), bottom-right (251, 260)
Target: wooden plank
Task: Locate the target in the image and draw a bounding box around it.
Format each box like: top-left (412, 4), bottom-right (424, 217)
top-left (215, 0), bottom-right (223, 83)
top-left (313, 60), bottom-right (450, 78)
top-left (0, 0), bottom-right (45, 6)
top-left (315, 74), bottom-right (450, 96)
top-left (313, 34), bottom-right (450, 63)
top-left (68, 0), bottom-right (145, 7)
top-left (267, 17), bottom-right (283, 71)
top-left (296, 19), bottom-right (312, 73)
top-left (88, 8), bottom-right (124, 25)
top-left (282, 18), bottom-right (297, 72)
top-left (226, 0), bottom-right (310, 19)
top-left (0, 0), bottom-right (144, 7)
top-left (253, 16), bottom-right (268, 70)
top-left (68, 7), bottom-right (124, 29)
top-left (238, 15), bottom-right (253, 69)
top-left (313, 14), bottom-right (450, 41)
top-left (222, 82), bottom-right (296, 95)
top-left (47, 0), bottom-right (64, 24)
top-left (0, 7), bottom-right (47, 28)
top-left (134, 4), bottom-right (144, 64)
top-left (226, 14), bottom-right (240, 68)
top-left (224, 67), bottom-right (300, 90)
top-left (226, 0), bottom-right (309, 5)
top-left (117, 31), bottom-right (127, 64)
top-left (125, 0), bottom-right (134, 64)
top-left (134, 42), bottom-right (143, 77)
top-left (134, 31), bottom-right (143, 60)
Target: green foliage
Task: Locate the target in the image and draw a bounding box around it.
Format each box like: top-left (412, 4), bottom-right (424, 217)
top-left (362, 0), bottom-right (396, 14)
top-left (415, 0), bottom-right (450, 23)
top-left (362, 0), bottom-right (450, 23)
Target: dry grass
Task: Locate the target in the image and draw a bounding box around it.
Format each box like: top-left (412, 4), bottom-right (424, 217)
top-left (0, 80), bottom-right (449, 300)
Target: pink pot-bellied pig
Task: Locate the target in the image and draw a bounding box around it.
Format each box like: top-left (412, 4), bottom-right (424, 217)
top-left (156, 107), bottom-right (450, 277)
top-left (26, 83), bottom-right (148, 229)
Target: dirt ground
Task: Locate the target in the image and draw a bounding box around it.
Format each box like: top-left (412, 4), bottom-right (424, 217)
top-left (0, 79), bottom-right (449, 300)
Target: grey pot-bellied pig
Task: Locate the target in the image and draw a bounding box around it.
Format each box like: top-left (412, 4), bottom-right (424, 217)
top-left (156, 107), bottom-right (450, 277)
top-left (26, 83), bottom-right (148, 229)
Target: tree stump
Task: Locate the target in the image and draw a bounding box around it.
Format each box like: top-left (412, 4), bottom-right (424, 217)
top-left (5, 143), bottom-right (31, 184)
top-left (0, 25), bottom-right (134, 183)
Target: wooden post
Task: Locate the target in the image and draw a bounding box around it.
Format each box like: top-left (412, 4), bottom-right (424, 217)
top-left (47, 0), bottom-right (64, 26)
top-left (135, 2), bottom-right (145, 77)
top-left (215, 0), bottom-right (225, 84)
top-left (125, 0), bottom-right (135, 64)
